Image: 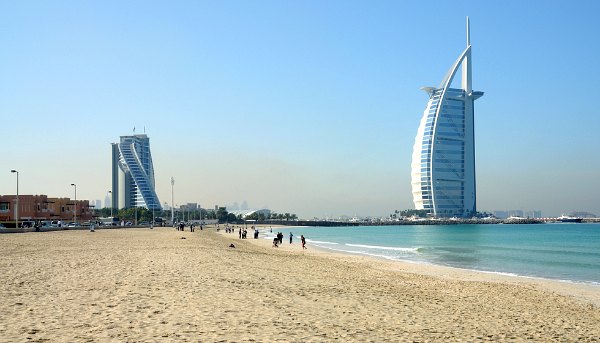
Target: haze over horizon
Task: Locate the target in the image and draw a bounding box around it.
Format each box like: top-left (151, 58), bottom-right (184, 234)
top-left (2, 1), bottom-right (599, 218)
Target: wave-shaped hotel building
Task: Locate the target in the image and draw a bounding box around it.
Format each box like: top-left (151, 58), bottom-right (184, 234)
top-left (111, 134), bottom-right (162, 210)
top-left (411, 18), bottom-right (484, 218)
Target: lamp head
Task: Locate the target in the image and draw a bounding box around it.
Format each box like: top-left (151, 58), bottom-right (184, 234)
top-left (71, 183), bottom-right (76, 186)
top-left (11, 170), bottom-right (17, 173)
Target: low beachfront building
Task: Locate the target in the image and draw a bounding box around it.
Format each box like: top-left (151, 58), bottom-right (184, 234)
top-left (0, 194), bottom-right (92, 224)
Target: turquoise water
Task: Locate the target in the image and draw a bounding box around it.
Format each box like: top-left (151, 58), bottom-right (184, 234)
top-left (271, 223), bottom-right (600, 284)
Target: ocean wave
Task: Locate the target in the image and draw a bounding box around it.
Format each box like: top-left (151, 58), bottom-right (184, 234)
top-left (313, 246), bottom-right (432, 264)
top-left (306, 240), bottom-right (339, 245)
top-left (310, 245), bottom-right (600, 285)
top-left (345, 243), bottom-right (420, 253)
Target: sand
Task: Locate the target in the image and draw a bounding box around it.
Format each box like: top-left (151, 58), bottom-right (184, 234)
top-left (0, 227), bottom-right (598, 342)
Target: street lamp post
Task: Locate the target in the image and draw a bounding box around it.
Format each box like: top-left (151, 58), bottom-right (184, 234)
top-left (171, 177), bottom-right (175, 225)
top-left (108, 190), bottom-right (113, 217)
top-left (71, 183), bottom-right (77, 224)
top-left (151, 200), bottom-right (154, 229)
top-left (10, 170), bottom-right (19, 228)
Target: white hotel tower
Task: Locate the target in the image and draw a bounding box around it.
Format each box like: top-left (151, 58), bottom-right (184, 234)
top-left (411, 18), bottom-right (484, 217)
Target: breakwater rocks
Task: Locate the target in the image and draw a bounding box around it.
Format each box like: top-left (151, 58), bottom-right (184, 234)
top-left (368, 219), bottom-right (543, 226)
top-left (256, 220), bottom-right (359, 227)
top-left (251, 218), bottom-right (545, 227)
top-left (498, 218), bottom-right (544, 224)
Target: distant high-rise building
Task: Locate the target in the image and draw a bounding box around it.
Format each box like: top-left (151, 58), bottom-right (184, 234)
top-left (104, 194), bottom-right (111, 208)
top-left (525, 210), bottom-right (542, 218)
top-left (111, 134), bottom-right (161, 210)
top-left (508, 210), bottom-right (524, 218)
top-left (411, 17), bottom-right (484, 217)
top-left (182, 203), bottom-right (198, 211)
top-left (493, 211), bottom-right (509, 219)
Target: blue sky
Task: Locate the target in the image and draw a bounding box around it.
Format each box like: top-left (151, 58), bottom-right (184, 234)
top-left (1, 0), bottom-right (599, 217)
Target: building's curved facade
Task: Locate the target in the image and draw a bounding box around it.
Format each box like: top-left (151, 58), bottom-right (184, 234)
top-left (111, 134), bottom-right (161, 210)
top-left (411, 18), bottom-right (484, 217)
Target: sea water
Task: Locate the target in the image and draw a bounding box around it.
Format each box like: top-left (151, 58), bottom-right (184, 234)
top-left (270, 223), bottom-right (600, 284)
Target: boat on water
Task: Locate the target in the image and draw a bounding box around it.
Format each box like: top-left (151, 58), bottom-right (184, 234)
top-left (557, 215), bottom-right (583, 223)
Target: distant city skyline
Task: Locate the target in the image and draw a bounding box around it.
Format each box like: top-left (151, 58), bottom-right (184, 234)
top-left (1, 1), bottom-right (599, 218)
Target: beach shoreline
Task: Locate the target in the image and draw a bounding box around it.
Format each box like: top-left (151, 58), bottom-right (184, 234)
top-left (223, 225), bottom-right (600, 308)
top-left (1, 226), bottom-right (598, 341)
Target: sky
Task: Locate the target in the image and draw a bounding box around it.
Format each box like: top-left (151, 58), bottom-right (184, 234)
top-left (1, 0), bottom-right (599, 218)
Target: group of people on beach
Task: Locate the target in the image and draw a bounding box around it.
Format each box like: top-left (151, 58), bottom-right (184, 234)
top-left (175, 222), bottom-right (202, 232)
top-left (221, 225), bottom-right (264, 240)
top-left (224, 225), bottom-right (236, 234)
top-left (218, 224), bottom-right (308, 249)
top-left (272, 231), bottom-right (306, 249)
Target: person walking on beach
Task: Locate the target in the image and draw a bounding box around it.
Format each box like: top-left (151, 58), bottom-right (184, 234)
top-left (289, 232), bottom-right (293, 244)
top-left (301, 235), bottom-right (307, 250)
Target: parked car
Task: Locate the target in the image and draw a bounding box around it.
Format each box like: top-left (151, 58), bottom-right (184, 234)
top-left (125, 221), bottom-right (133, 226)
top-left (21, 220), bottom-right (35, 228)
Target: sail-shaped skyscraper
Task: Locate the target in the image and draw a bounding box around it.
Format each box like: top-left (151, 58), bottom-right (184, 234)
top-left (411, 18), bottom-right (484, 217)
top-left (111, 134), bottom-right (162, 211)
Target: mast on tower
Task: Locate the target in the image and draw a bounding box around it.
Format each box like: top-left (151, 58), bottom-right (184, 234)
top-left (462, 16), bottom-right (472, 93)
top-left (466, 16), bottom-right (471, 47)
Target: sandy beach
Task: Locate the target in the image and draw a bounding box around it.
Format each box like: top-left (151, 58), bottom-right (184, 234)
top-left (0, 227), bottom-right (598, 342)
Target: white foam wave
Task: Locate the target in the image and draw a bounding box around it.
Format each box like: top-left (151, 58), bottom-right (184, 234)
top-left (312, 245), bottom-right (431, 265)
top-left (308, 244), bottom-right (600, 286)
top-left (306, 240), bottom-right (338, 245)
top-left (345, 243), bottom-right (419, 253)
